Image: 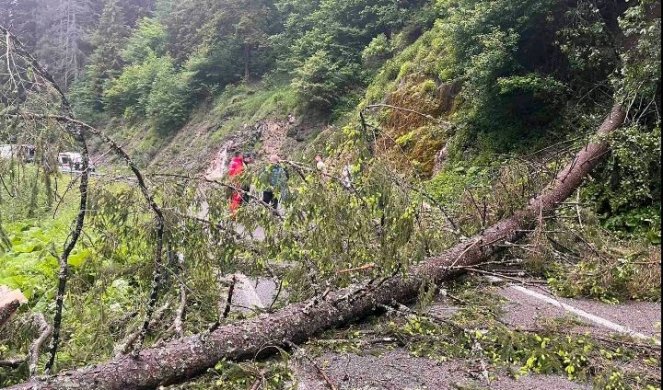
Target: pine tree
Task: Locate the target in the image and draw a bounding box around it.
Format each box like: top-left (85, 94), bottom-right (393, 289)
top-left (34, 0), bottom-right (96, 89)
top-left (71, 0), bottom-right (128, 117)
top-left (119, 0), bottom-right (155, 27)
top-left (0, 0), bottom-right (40, 50)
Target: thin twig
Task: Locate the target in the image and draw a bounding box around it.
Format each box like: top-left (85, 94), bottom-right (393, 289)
top-left (268, 279), bottom-right (284, 312)
top-left (223, 275), bottom-right (237, 320)
top-left (114, 302), bottom-right (170, 358)
top-left (173, 253), bottom-right (187, 338)
top-left (286, 341), bottom-right (338, 390)
top-left (335, 263), bottom-right (376, 275)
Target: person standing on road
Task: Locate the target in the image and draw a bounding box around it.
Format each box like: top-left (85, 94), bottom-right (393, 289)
top-left (263, 154), bottom-right (289, 210)
top-left (228, 150), bottom-right (245, 214)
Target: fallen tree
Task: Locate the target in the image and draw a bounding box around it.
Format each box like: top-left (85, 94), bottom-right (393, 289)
top-left (0, 287), bottom-right (27, 328)
top-left (7, 104), bottom-right (626, 389)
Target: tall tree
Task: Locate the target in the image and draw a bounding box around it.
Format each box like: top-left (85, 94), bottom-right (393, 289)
top-left (118, 0), bottom-right (155, 26)
top-left (72, 0), bottom-right (129, 116)
top-left (34, 0), bottom-right (96, 89)
top-left (229, 0), bottom-right (278, 81)
top-left (0, 0), bottom-right (40, 50)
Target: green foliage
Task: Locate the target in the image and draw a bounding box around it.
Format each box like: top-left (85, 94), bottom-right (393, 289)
top-left (362, 34), bottom-right (394, 70)
top-left (291, 50), bottom-right (358, 112)
top-left (70, 0), bottom-right (129, 121)
top-left (428, 162), bottom-right (490, 206)
top-left (146, 67), bottom-right (194, 134)
top-left (2, 1), bottom-right (662, 386)
top-left (121, 18), bottom-right (168, 64)
top-left (614, 0), bottom-right (661, 102)
top-left (535, 215), bottom-right (662, 303)
top-left (556, 0), bottom-right (620, 82)
top-left (548, 252), bottom-right (661, 303)
top-left (209, 82), bottom-right (298, 139)
top-left (240, 161), bottom-right (434, 296)
top-left (0, 171), bottom-right (87, 308)
top-left (585, 125), bottom-right (661, 238)
top-left (373, 281), bottom-right (659, 388)
top-left (278, 0), bottom-right (432, 112)
top-left (104, 54), bottom-right (192, 134)
top-left (0, 219), bottom-right (63, 303)
top-left (209, 359), bottom-right (294, 389)
top-left (183, 43), bottom-right (244, 95)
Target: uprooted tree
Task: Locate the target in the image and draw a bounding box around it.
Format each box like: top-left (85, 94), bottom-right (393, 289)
top-left (0, 1), bottom-right (659, 387)
top-left (2, 86), bottom-right (636, 390)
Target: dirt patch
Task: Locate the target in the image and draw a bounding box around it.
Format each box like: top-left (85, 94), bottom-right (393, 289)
top-left (258, 117), bottom-right (295, 159)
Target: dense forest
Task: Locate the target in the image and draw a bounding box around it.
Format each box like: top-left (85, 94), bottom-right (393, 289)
top-left (0, 0), bottom-right (660, 389)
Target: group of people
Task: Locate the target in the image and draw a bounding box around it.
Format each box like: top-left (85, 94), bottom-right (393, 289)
top-left (227, 152), bottom-right (352, 214)
top-left (227, 151), bottom-right (289, 214)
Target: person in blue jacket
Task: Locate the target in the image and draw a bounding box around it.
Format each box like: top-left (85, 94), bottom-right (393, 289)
top-left (262, 154), bottom-right (289, 210)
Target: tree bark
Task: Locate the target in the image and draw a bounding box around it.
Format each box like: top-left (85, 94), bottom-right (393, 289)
top-left (0, 286), bottom-right (27, 328)
top-left (8, 105), bottom-right (626, 390)
top-left (0, 300), bottom-right (20, 328)
top-left (244, 44), bottom-right (251, 82)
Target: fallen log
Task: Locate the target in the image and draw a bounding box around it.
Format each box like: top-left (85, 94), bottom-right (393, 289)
top-left (0, 286), bottom-right (27, 328)
top-left (9, 105), bottom-right (626, 389)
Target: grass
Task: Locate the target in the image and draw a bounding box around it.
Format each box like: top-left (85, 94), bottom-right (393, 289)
top-left (0, 170), bottom-right (90, 308)
top-left (211, 82), bottom-right (299, 139)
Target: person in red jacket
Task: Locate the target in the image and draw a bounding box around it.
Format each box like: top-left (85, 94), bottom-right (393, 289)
top-left (228, 151), bottom-right (245, 214)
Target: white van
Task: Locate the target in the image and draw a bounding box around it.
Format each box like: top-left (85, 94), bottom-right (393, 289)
top-left (0, 144), bottom-right (36, 162)
top-left (58, 152), bottom-right (96, 172)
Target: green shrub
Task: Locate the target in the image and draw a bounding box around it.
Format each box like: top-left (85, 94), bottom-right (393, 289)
top-left (362, 34), bottom-right (393, 70)
top-left (146, 67), bottom-right (193, 134)
top-left (291, 50), bottom-right (357, 113)
top-left (121, 18), bottom-right (168, 64)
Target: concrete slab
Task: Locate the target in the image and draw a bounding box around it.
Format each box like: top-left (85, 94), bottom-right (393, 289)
top-left (228, 274), bottom-right (280, 313)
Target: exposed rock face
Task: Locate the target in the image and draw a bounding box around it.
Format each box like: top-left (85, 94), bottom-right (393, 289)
top-left (436, 81), bottom-right (462, 114)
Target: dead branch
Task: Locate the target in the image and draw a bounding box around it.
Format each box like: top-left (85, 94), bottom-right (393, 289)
top-left (113, 303), bottom-right (171, 358)
top-left (286, 341), bottom-right (338, 390)
top-left (0, 313), bottom-right (52, 376)
top-left (223, 276), bottom-right (237, 320)
top-left (335, 263), bottom-right (376, 275)
top-left (0, 27), bottom-right (93, 373)
top-left (173, 253), bottom-right (187, 338)
top-left (209, 275), bottom-right (238, 334)
top-left (0, 357), bottom-right (24, 369)
top-left (8, 112), bottom-right (168, 357)
top-left (28, 314), bottom-right (52, 377)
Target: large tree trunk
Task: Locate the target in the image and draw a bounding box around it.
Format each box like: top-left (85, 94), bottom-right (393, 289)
top-left (9, 105), bottom-right (626, 390)
top-left (0, 287), bottom-right (27, 328)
